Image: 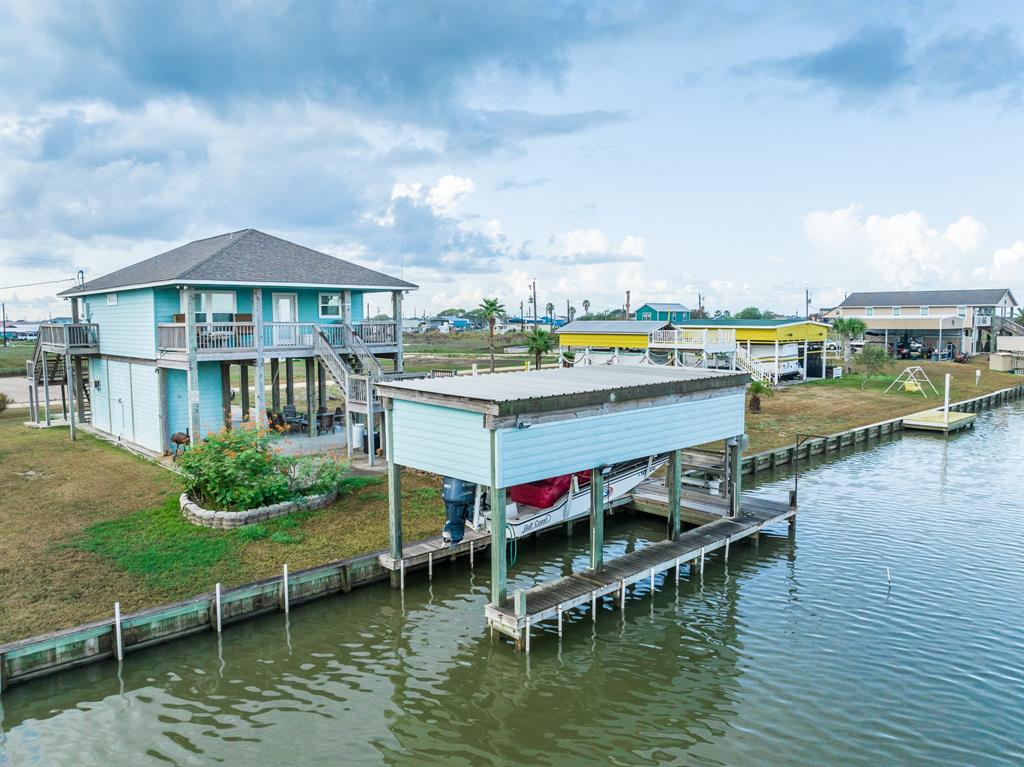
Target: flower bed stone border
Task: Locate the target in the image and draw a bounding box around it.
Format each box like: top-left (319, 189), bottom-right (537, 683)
top-left (179, 491), bottom-right (338, 529)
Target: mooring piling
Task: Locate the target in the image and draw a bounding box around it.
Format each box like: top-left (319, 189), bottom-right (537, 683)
top-left (215, 584), bottom-right (222, 632)
top-left (114, 602), bottom-right (124, 661)
top-left (282, 565), bottom-right (290, 614)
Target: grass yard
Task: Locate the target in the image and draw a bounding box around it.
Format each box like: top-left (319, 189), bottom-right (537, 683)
top-left (0, 409), bottom-right (445, 644)
top-left (740, 358), bottom-right (1019, 453)
top-left (0, 341), bottom-right (34, 377)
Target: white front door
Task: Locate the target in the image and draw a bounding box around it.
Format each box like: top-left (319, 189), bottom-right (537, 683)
top-left (272, 293), bottom-right (298, 345)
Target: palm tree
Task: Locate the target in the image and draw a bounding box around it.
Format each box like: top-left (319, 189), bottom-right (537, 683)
top-left (478, 297), bottom-right (506, 373)
top-left (582, 299), bottom-right (591, 316)
top-left (1014, 308), bottom-right (1024, 324)
top-left (525, 328), bottom-right (554, 370)
top-left (567, 305), bottom-right (576, 322)
top-left (544, 302), bottom-right (555, 323)
top-left (831, 317), bottom-right (867, 363)
top-left (748, 380), bottom-right (773, 413)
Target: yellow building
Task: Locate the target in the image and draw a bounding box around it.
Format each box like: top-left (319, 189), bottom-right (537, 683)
top-left (677, 318), bottom-right (829, 344)
top-left (557, 320), bottom-right (666, 350)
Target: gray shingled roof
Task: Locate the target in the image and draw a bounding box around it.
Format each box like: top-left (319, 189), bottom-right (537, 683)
top-left (375, 365), bottom-right (749, 416)
top-left (60, 229), bottom-right (417, 295)
top-left (638, 302), bottom-right (689, 312)
top-left (558, 320), bottom-right (667, 334)
top-left (839, 289), bottom-right (1015, 308)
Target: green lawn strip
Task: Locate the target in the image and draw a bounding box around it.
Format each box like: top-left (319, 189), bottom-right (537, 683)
top-left (71, 474), bottom-right (389, 590)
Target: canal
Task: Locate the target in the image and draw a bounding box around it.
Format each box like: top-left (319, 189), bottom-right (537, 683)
top-left (1, 402), bottom-right (1021, 766)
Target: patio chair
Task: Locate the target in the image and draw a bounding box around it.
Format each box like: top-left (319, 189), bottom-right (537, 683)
top-left (317, 412), bottom-right (335, 435)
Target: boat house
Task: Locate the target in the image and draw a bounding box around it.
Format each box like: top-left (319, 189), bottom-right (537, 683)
top-left (374, 365), bottom-right (794, 649)
top-left (26, 229), bottom-right (416, 456)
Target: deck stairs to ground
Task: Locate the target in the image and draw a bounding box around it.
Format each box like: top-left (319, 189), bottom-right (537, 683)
top-left (733, 345), bottom-right (776, 384)
top-left (313, 324), bottom-right (385, 402)
top-left (25, 340), bottom-right (91, 419)
top-left (994, 316), bottom-right (1024, 337)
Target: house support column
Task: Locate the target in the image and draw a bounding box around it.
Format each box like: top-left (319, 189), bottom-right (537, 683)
top-left (41, 352), bottom-right (51, 426)
top-left (727, 435), bottom-right (743, 518)
top-left (774, 339), bottom-right (780, 381)
top-left (317, 361), bottom-right (327, 409)
top-left (240, 364), bottom-right (250, 422)
top-left (70, 299), bottom-right (86, 424)
top-left (590, 467), bottom-right (605, 571)
top-left (285, 360), bottom-right (295, 407)
top-left (366, 381), bottom-right (375, 466)
top-left (489, 430), bottom-right (507, 605)
top-left (184, 287), bottom-right (201, 441)
top-left (65, 349), bottom-right (76, 440)
top-left (270, 359), bottom-right (281, 411)
top-left (392, 290), bottom-right (404, 373)
top-left (221, 363), bottom-right (232, 428)
top-left (386, 405), bottom-right (402, 588)
top-left (667, 449), bottom-right (682, 540)
top-left (801, 341), bottom-right (808, 381)
top-left (305, 357), bottom-right (316, 437)
top-left (252, 288), bottom-right (266, 425)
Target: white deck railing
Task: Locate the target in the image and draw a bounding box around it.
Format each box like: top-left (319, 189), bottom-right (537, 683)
top-left (649, 328), bottom-right (736, 352)
top-left (39, 323), bottom-right (99, 349)
top-left (157, 321), bottom-right (398, 354)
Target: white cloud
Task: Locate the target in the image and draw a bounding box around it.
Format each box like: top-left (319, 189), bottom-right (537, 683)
top-left (391, 175), bottom-right (475, 216)
top-left (803, 205), bottom-right (987, 288)
top-left (562, 228), bottom-right (610, 255)
top-left (972, 241), bottom-right (1024, 284)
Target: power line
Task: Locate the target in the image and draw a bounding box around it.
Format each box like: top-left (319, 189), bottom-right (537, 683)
top-left (0, 277), bottom-right (77, 290)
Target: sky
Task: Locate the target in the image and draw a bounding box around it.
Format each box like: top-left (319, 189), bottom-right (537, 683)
top-left (1, 0), bottom-right (1022, 321)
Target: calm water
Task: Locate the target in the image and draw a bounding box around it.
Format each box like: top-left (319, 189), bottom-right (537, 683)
top-left (1, 403), bottom-right (1022, 766)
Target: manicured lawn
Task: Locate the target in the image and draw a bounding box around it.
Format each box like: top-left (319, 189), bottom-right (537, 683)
top-left (0, 342), bottom-right (34, 377)
top-left (740, 358), bottom-right (1019, 453)
top-left (0, 410), bottom-right (445, 643)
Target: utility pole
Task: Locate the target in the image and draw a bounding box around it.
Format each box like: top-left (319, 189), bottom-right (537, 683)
top-left (1, 302), bottom-right (7, 347)
top-left (698, 293), bottom-right (704, 318)
top-left (531, 279), bottom-right (538, 327)
top-left (805, 289), bottom-right (811, 319)
top-left (566, 298), bottom-right (570, 325)
top-left (625, 290), bottom-right (631, 319)
top-left (520, 300), bottom-right (525, 331)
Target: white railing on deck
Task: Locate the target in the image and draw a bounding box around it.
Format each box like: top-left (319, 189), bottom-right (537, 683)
top-left (158, 322), bottom-right (256, 352)
top-left (649, 328), bottom-right (736, 351)
top-left (353, 321), bottom-right (397, 345)
top-left (262, 322), bottom-right (316, 349)
top-left (39, 323), bottom-right (99, 349)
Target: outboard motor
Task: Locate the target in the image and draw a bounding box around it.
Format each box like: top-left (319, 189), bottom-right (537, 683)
top-left (441, 476), bottom-right (476, 544)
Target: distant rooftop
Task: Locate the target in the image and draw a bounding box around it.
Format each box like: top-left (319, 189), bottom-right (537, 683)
top-left (838, 289), bottom-right (1016, 308)
top-left (638, 302), bottom-right (689, 312)
top-left (678, 318), bottom-right (827, 327)
top-left (60, 229), bottom-right (417, 296)
top-left (375, 365), bottom-right (749, 416)
top-left (558, 320), bottom-right (666, 334)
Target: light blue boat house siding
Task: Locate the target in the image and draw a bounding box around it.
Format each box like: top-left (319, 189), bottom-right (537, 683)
top-left (58, 228), bottom-right (417, 455)
top-left (391, 400), bottom-right (492, 485)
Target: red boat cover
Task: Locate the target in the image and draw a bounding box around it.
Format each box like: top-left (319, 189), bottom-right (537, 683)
top-left (509, 471), bottom-right (592, 508)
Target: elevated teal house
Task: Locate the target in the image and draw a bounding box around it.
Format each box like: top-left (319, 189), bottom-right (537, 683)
top-left (28, 229), bottom-right (416, 456)
top-left (635, 302), bottom-right (690, 324)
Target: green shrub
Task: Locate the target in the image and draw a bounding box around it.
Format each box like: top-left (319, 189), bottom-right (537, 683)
top-left (176, 423), bottom-right (348, 511)
top-left (0, 392), bottom-right (9, 416)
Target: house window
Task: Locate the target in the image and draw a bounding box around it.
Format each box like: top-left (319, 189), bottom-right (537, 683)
top-left (106, 294), bottom-right (118, 305)
top-left (957, 306), bottom-right (966, 317)
top-left (183, 290), bottom-right (236, 323)
top-left (892, 306), bottom-right (901, 316)
top-left (319, 293), bottom-right (342, 318)
top-left (865, 307), bottom-right (874, 316)
top-left (920, 306), bottom-right (929, 316)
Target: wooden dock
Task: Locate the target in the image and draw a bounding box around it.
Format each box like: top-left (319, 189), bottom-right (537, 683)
top-left (485, 494), bottom-right (794, 646)
top-left (628, 479), bottom-right (729, 525)
top-left (902, 408), bottom-right (976, 433)
top-left (378, 526), bottom-right (490, 579)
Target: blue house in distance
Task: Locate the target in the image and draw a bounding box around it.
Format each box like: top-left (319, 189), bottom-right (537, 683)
top-left (27, 229), bottom-right (416, 457)
top-left (635, 302), bottom-right (690, 324)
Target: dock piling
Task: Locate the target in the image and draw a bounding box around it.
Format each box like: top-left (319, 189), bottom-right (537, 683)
top-left (557, 605), bottom-right (563, 637)
top-left (591, 591), bottom-right (597, 622)
top-left (428, 551), bottom-right (433, 580)
top-left (282, 565), bottom-right (290, 613)
top-left (114, 602), bottom-right (123, 661)
top-left (215, 584), bottom-right (222, 632)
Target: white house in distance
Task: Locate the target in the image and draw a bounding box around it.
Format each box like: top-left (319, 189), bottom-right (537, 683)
top-left (826, 288), bottom-right (1020, 355)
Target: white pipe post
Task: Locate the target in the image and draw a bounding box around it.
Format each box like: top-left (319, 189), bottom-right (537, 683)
top-left (591, 591), bottom-right (597, 622)
top-left (282, 564), bottom-right (290, 613)
top-left (215, 583), bottom-right (222, 632)
top-left (114, 602), bottom-right (123, 661)
top-left (428, 551), bottom-right (433, 580)
top-left (472, 362), bottom-right (478, 376)
top-left (525, 617), bottom-right (531, 654)
top-left (944, 373), bottom-right (951, 427)
top-left (469, 539), bottom-right (474, 568)
top-left (975, 369), bottom-right (981, 386)
top-left (557, 605), bottom-right (563, 637)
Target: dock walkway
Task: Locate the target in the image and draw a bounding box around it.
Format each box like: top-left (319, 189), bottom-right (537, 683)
top-left (485, 495), bottom-right (794, 644)
top-left (902, 408), bottom-right (976, 433)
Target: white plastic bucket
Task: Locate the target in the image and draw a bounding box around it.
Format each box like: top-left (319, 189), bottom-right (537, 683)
top-left (351, 423), bottom-right (366, 450)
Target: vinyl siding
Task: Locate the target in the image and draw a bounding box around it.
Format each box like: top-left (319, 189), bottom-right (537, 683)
top-left (165, 363), bottom-right (226, 446)
top-left (689, 323), bottom-right (827, 343)
top-left (558, 332), bottom-right (650, 349)
top-left (496, 390), bottom-right (745, 486)
top-left (182, 286), bottom-right (368, 324)
top-left (88, 358), bottom-right (111, 433)
top-left (130, 364), bottom-right (164, 452)
top-left (83, 288), bottom-right (157, 358)
top-left (391, 399), bottom-right (491, 485)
